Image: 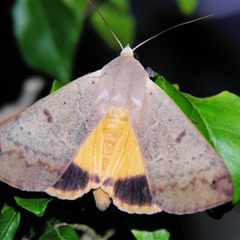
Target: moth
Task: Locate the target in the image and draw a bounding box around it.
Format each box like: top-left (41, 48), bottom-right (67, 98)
top-left (0, 11), bottom-right (233, 214)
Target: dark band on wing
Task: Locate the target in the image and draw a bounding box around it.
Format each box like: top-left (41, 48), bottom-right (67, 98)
top-left (53, 163), bottom-right (90, 191)
top-left (113, 175), bottom-right (153, 206)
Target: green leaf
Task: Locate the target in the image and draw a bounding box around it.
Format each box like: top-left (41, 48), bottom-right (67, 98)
top-left (50, 79), bottom-right (68, 93)
top-left (0, 204), bottom-right (20, 240)
top-left (39, 226), bottom-right (79, 240)
top-left (90, 0), bottom-right (136, 50)
top-left (14, 197), bottom-right (52, 217)
top-left (176, 0), bottom-right (199, 16)
top-left (185, 92), bottom-right (240, 204)
top-left (12, 0), bottom-right (84, 81)
top-left (132, 229), bottom-right (170, 240)
top-left (62, 0), bottom-right (88, 11)
top-left (155, 76), bottom-right (240, 204)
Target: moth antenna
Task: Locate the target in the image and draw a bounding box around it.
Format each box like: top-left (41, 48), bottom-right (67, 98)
top-left (88, 0), bottom-right (124, 50)
top-left (133, 15), bottom-right (215, 52)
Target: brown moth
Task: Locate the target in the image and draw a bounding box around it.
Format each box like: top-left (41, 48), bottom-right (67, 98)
top-left (0, 43), bottom-right (233, 214)
top-left (0, 5), bottom-right (233, 213)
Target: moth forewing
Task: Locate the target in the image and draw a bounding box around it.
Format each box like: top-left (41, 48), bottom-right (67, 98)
top-left (0, 46), bottom-right (233, 215)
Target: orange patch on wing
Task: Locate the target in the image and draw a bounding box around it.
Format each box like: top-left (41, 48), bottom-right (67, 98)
top-left (46, 107), bottom-right (161, 214)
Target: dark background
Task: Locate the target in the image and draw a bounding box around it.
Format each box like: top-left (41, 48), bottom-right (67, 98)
top-left (2, 1), bottom-right (240, 105)
top-left (1, 1), bottom-right (240, 239)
